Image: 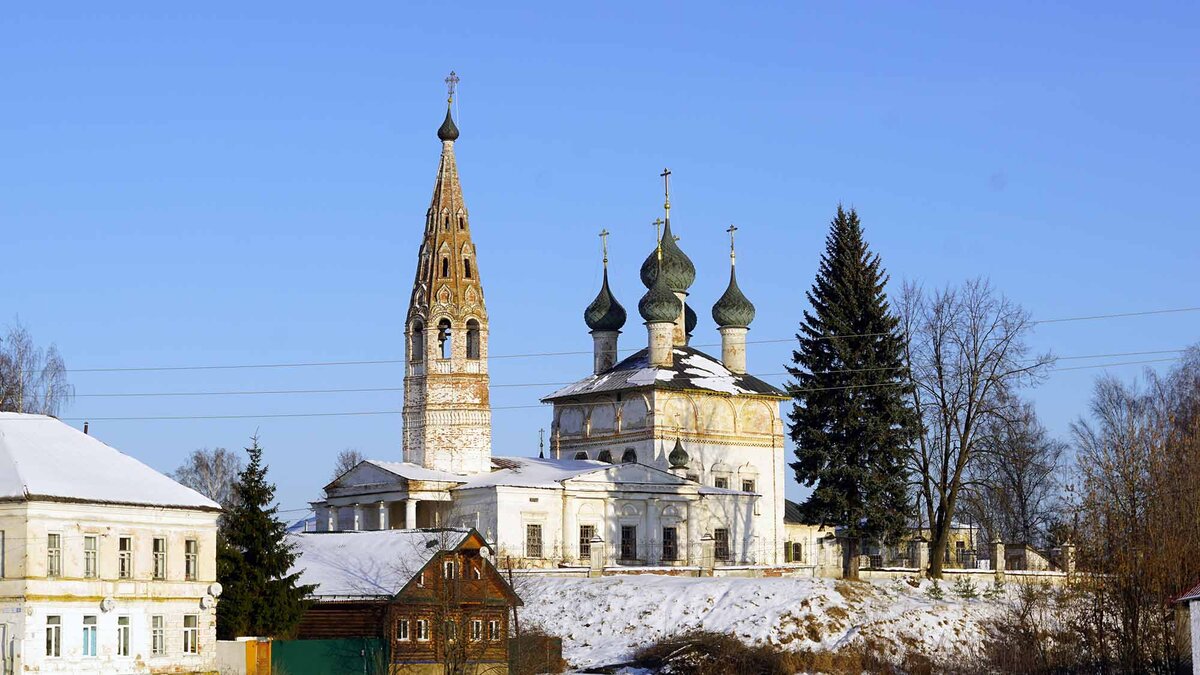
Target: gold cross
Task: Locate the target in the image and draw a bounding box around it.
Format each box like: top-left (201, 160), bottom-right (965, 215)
top-left (660, 168), bottom-right (672, 214)
top-left (727, 224), bottom-right (738, 265)
top-left (652, 218), bottom-right (665, 260)
top-left (599, 229), bottom-right (610, 267)
top-left (445, 70), bottom-right (460, 105)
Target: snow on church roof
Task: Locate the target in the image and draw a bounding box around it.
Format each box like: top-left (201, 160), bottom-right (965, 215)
top-left (457, 456), bottom-right (611, 489)
top-left (287, 529), bottom-right (473, 599)
top-left (362, 460), bottom-right (469, 483)
top-left (542, 345), bottom-right (787, 401)
top-left (0, 412), bottom-right (220, 510)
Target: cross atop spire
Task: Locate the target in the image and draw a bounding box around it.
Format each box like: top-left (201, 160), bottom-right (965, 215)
top-left (660, 168), bottom-right (672, 219)
top-left (444, 70), bottom-right (460, 106)
top-left (727, 224), bottom-right (738, 266)
top-left (599, 228), bottom-right (610, 268)
top-left (652, 218), bottom-right (665, 261)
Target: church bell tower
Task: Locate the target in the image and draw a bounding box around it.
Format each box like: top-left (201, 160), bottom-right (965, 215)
top-left (402, 73), bottom-right (492, 475)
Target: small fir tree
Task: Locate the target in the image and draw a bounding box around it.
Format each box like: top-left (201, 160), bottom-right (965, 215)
top-left (788, 206), bottom-right (917, 580)
top-left (216, 435), bottom-right (314, 639)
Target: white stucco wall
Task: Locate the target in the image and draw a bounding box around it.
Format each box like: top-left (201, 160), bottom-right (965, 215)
top-left (1190, 600), bottom-right (1199, 673)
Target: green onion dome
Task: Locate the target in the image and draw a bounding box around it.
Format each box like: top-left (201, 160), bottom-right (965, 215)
top-left (584, 269), bottom-right (627, 331)
top-left (711, 267), bottom-right (756, 328)
top-left (684, 302), bottom-right (697, 335)
top-left (638, 262), bottom-right (681, 323)
top-left (437, 107), bottom-right (460, 142)
top-left (639, 221), bottom-right (696, 293)
top-left (668, 438), bottom-right (690, 469)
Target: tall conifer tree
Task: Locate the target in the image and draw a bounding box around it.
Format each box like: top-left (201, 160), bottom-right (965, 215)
top-left (216, 436), bottom-right (314, 639)
top-left (788, 206), bottom-right (916, 580)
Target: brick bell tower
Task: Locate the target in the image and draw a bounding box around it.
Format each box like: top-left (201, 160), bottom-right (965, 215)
top-left (402, 73), bottom-right (492, 475)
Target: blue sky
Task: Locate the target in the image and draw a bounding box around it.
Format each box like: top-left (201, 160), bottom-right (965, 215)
top-left (2, 3), bottom-right (1197, 513)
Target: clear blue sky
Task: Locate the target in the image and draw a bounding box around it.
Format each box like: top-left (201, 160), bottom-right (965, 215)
top-left (2, 3), bottom-right (1197, 514)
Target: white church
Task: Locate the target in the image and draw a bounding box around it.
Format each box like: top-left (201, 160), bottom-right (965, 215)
top-left (311, 92), bottom-right (790, 568)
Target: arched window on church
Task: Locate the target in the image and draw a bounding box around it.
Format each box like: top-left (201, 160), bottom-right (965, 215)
top-left (441, 257), bottom-right (450, 278)
top-left (597, 449), bottom-right (613, 463)
top-left (437, 319), bottom-right (452, 360)
top-left (574, 451), bottom-right (588, 460)
top-left (458, 216), bottom-right (465, 230)
top-left (621, 448), bottom-right (637, 463)
top-left (410, 321), bottom-right (425, 363)
top-left (466, 319), bottom-right (481, 360)
top-left (463, 258), bottom-right (472, 279)
top-left (443, 216), bottom-right (450, 230)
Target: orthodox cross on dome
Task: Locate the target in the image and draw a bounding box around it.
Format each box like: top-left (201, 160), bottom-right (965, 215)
top-left (660, 167), bottom-right (672, 218)
top-left (727, 224), bottom-right (738, 266)
top-left (652, 218), bottom-right (665, 261)
top-left (599, 228), bottom-right (610, 268)
top-left (444, 70), bottom-right (460, 105)
top-left (538, 428), bottom-right (545, 459)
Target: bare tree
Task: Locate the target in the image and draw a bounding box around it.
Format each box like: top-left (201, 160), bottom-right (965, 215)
top-left (0, 322), bottom-right (72, 416)
top-left (962, 396), bottom-right (1066, 549)
top-left (331, 447), bottom-right (365, 481)
top-left (172, 447), bottom-right (244, 509)
top-left (901, 278), bottom-right (1053, 577)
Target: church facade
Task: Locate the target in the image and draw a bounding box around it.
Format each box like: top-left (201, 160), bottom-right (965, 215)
top-left (311, 92), bottom-right (789, 568)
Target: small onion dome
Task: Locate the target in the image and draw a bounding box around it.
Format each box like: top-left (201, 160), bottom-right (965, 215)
top-left (638, 263), bottom-right (681, 323)
top-left (639, 221), bottom-right (696, 293)
top-left (712, 267), bottom-right (756, 328)
top-left (668, 438), bottom-right (690, 469)
top-left (437, 107), bottom-right (460, 142)
top-left (684, 302), bottom-right (697, 336)
top-left (584, 269), bottom-right (627, 331)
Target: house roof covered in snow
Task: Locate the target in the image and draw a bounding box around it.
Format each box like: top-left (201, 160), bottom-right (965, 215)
top-left (287, 528), bottom-right (476, 599)
top-left (541, 345), bottom-right (787, 401)
top-left (456, 455), bottom-right (751, 496)
top-left (0, 412), bottom-right (220, 511)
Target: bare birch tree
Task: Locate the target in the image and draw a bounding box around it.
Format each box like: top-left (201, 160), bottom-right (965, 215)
top-left (172, 447), bottom-right (244, 510)
top-left (331, 447), bottom-right (365, 481)
top-left (900, 278), bottom-right (1053, 577)
top-left (0, 322), bottom-right (73, 416)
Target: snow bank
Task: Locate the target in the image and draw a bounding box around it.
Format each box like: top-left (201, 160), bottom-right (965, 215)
top-left (516, 575), bottom-right (1005, 669)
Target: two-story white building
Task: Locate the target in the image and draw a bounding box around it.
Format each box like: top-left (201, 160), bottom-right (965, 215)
top-left (0, 412), bottom-right (221, 674)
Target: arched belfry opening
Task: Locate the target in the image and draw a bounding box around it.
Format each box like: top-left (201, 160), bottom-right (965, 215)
top-left (437, 319), bottom-right (452, 359)
top-left (466, 319), bottom-right (481, 359)
top-left (410, 321), bottom-right (425, 363)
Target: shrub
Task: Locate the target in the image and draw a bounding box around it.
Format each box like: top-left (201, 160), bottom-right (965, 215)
top-left (952, 576), bottom-right (979, 600)
top-left (926, 580), bottom-right (945, 600)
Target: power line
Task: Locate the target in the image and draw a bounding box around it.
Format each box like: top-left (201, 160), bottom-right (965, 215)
top-left (62, 305), bottom-right (1200, 374)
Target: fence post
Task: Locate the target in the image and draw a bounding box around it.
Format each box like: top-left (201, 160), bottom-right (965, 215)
top-left (700, 534), bottom-right (715, 577)
top-left (991, 537), bottom-right (1006, 583)
top-left (913, 536), bottom-right (929, 575)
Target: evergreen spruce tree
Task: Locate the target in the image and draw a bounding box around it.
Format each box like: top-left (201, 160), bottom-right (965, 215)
top-left (216, 435), bottom-right (314, 639)
top-left (788, 206), bottom-right (916, 580)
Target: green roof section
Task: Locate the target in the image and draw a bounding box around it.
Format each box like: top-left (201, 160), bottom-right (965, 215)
top-left (437, 106), bottom-right (460, 142)
top-left (712, 266), bottom-right (756, 328)
top-left (584, 268), bottom-right (627, 331)
top-left (639, 220), bottom-right (696, 293)
top-left (638, 258), bottom-right (681, 323)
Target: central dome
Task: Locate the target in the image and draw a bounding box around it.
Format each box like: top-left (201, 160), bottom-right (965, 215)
top-left (639, 221), bottom-right (695, 293)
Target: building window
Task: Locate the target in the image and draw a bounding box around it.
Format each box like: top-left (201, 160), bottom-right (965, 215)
top-left (46, 616), bottom-right (61, 657)
top-left (470, 619), bottom-right (482, 642)
top-left (574, 451), bottom-right (588, 460)
top-left (82, 615), bottom-right (98, 656)
top-left (397, 619), bottom-right (410, 641)
top-left (46, 533), bottom-right (61, 577)
top-left (579, 525), bottom-right (595, 560)
top-left (458, 216), bottom-right (465, 230)
top-left (621, 448), bottom-right (637, 463)
top-left (792, 542), bottom-right (804, 563)
top-left (437, 319), bottom-right (452, 359)
top-left (463, 258), bottom-right (472, 278)
top-left (416, 619), bottom-right (430, 642)
top-left (118, 537), bottom-right (133, 579)
top-left (441, 257), bottom-right (450, 277)
top-left (741, 479), bottom-right (755, 493)
top-left (526, 524), bottom-right (543, 559)
top-left (662, 527), bottom-right (678, 561)
top-left (185, 540), bottom-right (199, 581)
top-left (84, 535), bottom-right (98, 578)
top-left (466, 319), bottom-right (481, 360)
top-left (151, 615), bottom-right (165, 655)
top-left (183, 615), bottom-right (199, 654)
top-left (443, 620), bottom-right (457, 643)
top-left (620, 525), bottom-right (637, 560)
top-left (410, 322), bottom-right (425, 363)
top-left (443, 559), bottom-right (456, 579)
top-left (714, 528), bottom-right (731, 562)
top-left (153, 537), bottom-right (167, 580)
top-left (417, 570), bottom-right (425, 587)
top-left (597, 449), bottom-right (613, 463)
top-left (117, 616), bottom-right (131, 657)
top-left (714, 477), bottom-right (729, 489)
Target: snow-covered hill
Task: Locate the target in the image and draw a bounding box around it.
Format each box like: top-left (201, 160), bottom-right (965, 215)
top-left (517, 575), bottom-right (1007, 669)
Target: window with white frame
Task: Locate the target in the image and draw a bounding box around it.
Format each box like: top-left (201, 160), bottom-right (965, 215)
top-left (82, 615), bottom-right (98, 656)
top-left (417, 570), bottom-right (425, 587)
top-left (45, 615), bottom-right (61, 657)
top-left (620, 525), bottom-right (637, 560)
top-left (579, 524), bottom-right (595, 559)
top-left (714, 477), bottom-right (729, 489)
top-left (396, 619), bottom-right (410, 641)
top-left (84, 535), bottom-right (98, 578)
top-left (443, 559), bottom-right (456, 579)
top-left (525, 524), bottom-right (543, 559)
top-left (471, 563), bottom-right (482, 580)
top-left (46, 533), bottom-right (61, 577)
top-left (416, 619), bottom-right (430, 641)
top-left (117, 616), bottom-right (131, 656)
top-left (470, 619), bottom-right (482, 641)
top-left (662, 527), bottom-right (678, 561)
top-left (714, 528), bottom-right (731, 561)
top-left (152, 537), bottom-right (167, 580)
top-left (183, 615), bottom-right (199, 654)
top-left (488, 619), bottom-right (501, 641)
top-left (118, 536), bottom-right (133, 579)
top-left (185, 539), bottom-right (198, 581)
top-left (151, 615), bottom-right (165, 655)
top-left (741, 479), bottom-right (755, 493)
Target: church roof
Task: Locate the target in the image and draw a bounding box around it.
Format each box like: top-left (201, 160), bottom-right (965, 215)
top-left (542, 345), bottom-right (787, 401)
top-left (0, 412), bottom-right (220, 511)
top-left (456, 456), bottom-right (747, 495)
top-left (363, 460), bottom-right (469, 483)
top-left (288, 528), bottom-right (474, 599)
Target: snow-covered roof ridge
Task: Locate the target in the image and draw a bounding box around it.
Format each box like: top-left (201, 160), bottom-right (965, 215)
top-left (542, 345), bottom-right (787, 401)
top-left (457, 456), bottom-right (611, 490)
top-left (363, 460), bottom-right (470, 483)
top-left (287, 528), bottom-right (473, 599)
top-left (0, 412), bottom-right (219, 511)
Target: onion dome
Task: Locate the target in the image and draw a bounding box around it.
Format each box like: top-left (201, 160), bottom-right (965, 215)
top-left (638, 261), bottom-right (681, 324)
top-left (712, 267), bottom-right (756, 328)
top-left (437, 107), bottom-right (460, 142)
top-left (639, 221), bottom-right (696, 293)
top-left (684, 303), bottom-right (697, 336)
top-left (584, 269), bottom-right (627, 331)
top-left (668, 438), bottom-right (690, 469)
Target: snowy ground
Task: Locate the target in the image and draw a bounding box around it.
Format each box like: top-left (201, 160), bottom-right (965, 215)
top-left (516, 575), bottom-right (1008, 670)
